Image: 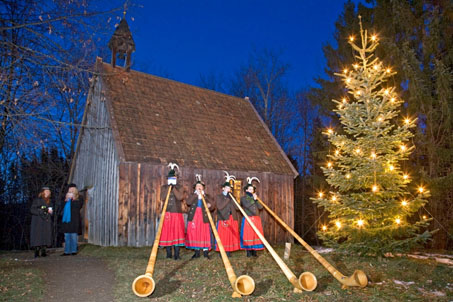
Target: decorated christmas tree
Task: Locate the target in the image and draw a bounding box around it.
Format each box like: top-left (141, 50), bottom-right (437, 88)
top-left (312, 20), bottom-right (432, 256)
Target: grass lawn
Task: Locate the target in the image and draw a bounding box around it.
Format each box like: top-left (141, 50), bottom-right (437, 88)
top-left (0, 245), bottom-right (451, 301)
top-left (78, 244), bottom-right (452, 302)
top-left (0, 252), bottom-right (45, 302)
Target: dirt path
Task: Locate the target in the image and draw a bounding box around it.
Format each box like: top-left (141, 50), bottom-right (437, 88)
top-left (32, 249), bottom-right (114, 302)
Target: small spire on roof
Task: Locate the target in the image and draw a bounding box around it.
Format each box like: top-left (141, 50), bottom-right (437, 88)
top-left (108, 5), bottom-right (135, 71)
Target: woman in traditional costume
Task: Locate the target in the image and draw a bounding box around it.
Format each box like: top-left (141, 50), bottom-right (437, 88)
top-left (185, 174), bottom-right (215, 259)
top-left (159, 163), bottom-right (186, 260)
top-left (240, 177), bottom-right (264, 257)
top-left (214, 172), bottom-right (240, 256)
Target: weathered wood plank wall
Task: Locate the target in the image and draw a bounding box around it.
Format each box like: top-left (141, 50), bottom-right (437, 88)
top-left (72, 79), bottom-right (119, 246)
top-left (117, 163), bottom-right (293, 246)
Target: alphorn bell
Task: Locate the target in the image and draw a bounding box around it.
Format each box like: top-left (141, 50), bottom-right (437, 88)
top-left (256, 197), bottom-right (368, 288)
top-left (132, 186), bottom-right (172, 297)
top-left (229, 193), bottom-right (317, 293)
top-left (200, 195), bottom-right (255, 298)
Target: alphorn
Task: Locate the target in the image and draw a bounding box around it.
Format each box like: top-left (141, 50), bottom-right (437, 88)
top-left (200, 195), bottom-right (255, 298)
top-left (132, 186), bottom-right (172, 297)
top-left (256, 197), bottom-right (368, 288)
top-left (229, 193), bottom-right (317, 293)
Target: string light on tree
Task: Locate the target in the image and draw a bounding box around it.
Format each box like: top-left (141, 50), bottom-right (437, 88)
top-left (311, 18), bottom-right (431, 256)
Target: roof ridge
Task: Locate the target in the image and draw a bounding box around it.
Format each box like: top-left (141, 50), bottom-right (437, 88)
top-left (101, 62), bottom-right (246, 103)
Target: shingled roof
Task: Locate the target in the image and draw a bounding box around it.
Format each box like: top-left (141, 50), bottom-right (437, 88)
top-left (98, 61), bottom-right (297, 177)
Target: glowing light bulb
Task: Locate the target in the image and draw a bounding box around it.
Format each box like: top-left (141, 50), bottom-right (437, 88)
top-left (353, 64), bottom-right (359, 69)
top-left (322, 225), bottom-right (327, 231)
top-left (401, 200), bottom-right (408, 206)
top-left (386, 68), bottom-right (391, 73)
top-left (346, 78), bottom-right (351, 83)
top-left (357, 219), bottom-right (364, 227)
top-left (389, 165), bottom-right (395, 171)
top-left (318, 192), bottom-right (324, 198)
top-left (371, 152), bottom-right (377, 159)
top-left (400, 145), bottom-right (407, 151)
top-left (327, 128), bottom-right (333, 134)
top-left (342, 98), bottom-right (347, 103)
top-left (403, 174), bottom-right (409, 180)
top-left (335, 221), bottom-right (342, 228)
top-left (355, 148), bottom-right (361, 154)
top-left (331, 195), bottom-right (337, 202)
top-left (345, 173), bottom-right (351, 179)
top-left (372, 185), bottom-right (378, 192)
top-left (418, 186), bottom-right (424, 193)
top-left (384, 89), bottom-right (390, 95)
top-left (343, 68), bottom-right (348, 74)
top-left (335, 150), bottom-right (340, 155)
top-left (327, 162), bottom-right (333, 168)
top-left (349, 36), bottom-right (355, 42)
top-left (422, 215), bottom-right (427, 219)
top-left (371, 35), bottom-right (377, 41)
top-left (390, 97), bottom-right (396, 102)
top-left (373, 64), bottom-right (379, 70)
top-left (404, 118), bottom-right (410, 124)
top-left (378, 117), bottom-right (383, 122)
top-left (395, 218), bottom-right (401, 224)
top-left (356, 90), bottom-right (362, 96)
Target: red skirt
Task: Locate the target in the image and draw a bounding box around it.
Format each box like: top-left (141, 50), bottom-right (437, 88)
top-left (240, 216), bottom-right (265, 250)
top-left (215, 215), bottom-right (240, 252)
top-left (185, 207), bottom-right (211, 249)
top-left (159, 212), bottom-right (185, 247)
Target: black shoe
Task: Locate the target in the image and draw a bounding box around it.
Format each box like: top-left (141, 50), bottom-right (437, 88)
top-left (41, 247), bottom-right (47, 257)
top-left (246, 250), bottom-right (252, 257)
top-left (226, 252), bottom-right (231, 257)
top-left (34, 247), bottom-right (40, 258)
top-left (166, 247), bottom-right (172, 259)
top-left (203, 250), bottom-right (210, 259)
top-left (60, 253), bottom-right (70, 256)
top-left (191, 250), bottom-right (201, 259)
top-left (252, 250), bottom-right (258, 257)
top-left (71, 252), bottom-right (77, 256)
top-left (173, 246), bottom-right (180, 260)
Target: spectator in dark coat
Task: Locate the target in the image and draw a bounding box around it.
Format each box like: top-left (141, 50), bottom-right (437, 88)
top-left (30, 187), bottom-right (53, 257)
top-left (60, 184), bottom-right (83, 256)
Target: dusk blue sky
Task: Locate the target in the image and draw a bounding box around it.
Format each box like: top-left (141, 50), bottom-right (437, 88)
top-left (115, 0), bottom-right (364, 92)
